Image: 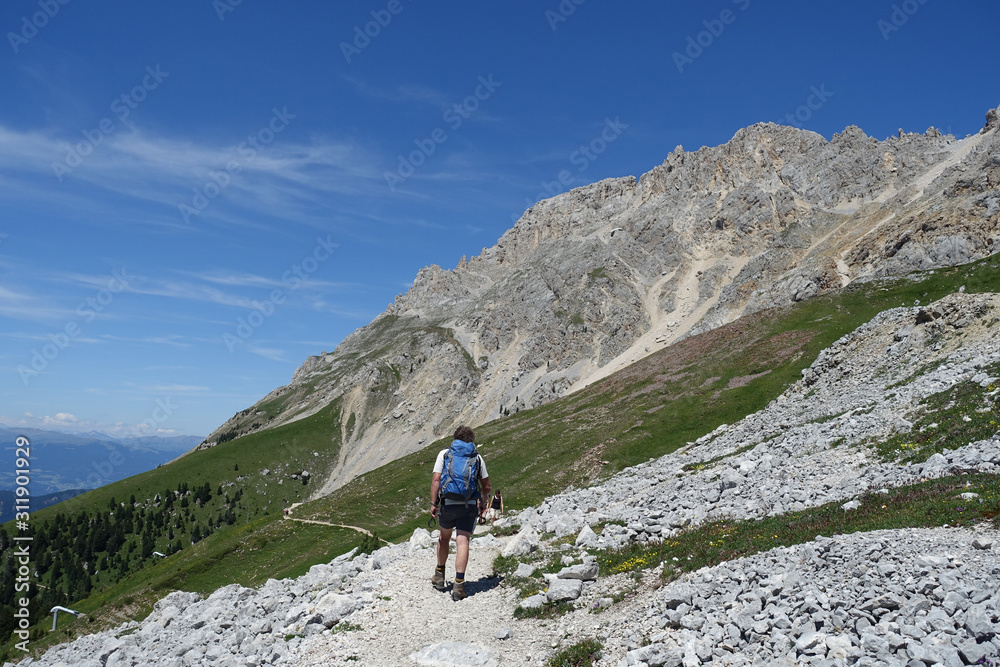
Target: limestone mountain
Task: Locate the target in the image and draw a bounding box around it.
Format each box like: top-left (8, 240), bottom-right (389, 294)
top-left (204, 107), bottom-right (1000, 494)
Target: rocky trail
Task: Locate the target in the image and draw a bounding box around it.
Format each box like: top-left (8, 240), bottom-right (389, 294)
top-left (283, 515), bottom-right (389, 544)
top-left (283, 503), bottom-right (388, 543)
top-left (294, 528), bottom-right (596, 666)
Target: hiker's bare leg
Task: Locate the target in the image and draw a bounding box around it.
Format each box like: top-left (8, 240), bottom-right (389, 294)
top-left (455, 530), bottom-right (471, 573)
top-left (437, 527), bottom-right (452, 567)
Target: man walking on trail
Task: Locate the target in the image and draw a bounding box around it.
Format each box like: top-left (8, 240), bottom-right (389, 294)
top-left (430, 425), bottom-right (490, 601)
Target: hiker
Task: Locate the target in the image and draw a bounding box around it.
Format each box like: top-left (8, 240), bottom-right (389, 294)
top-left (488, 489), bottom-right (504, 525)
top-left (429, 425), bottom-right (490, 601)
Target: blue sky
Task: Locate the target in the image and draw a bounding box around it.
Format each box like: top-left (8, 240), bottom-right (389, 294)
top-left (0, 0), bottom-right (997, 438)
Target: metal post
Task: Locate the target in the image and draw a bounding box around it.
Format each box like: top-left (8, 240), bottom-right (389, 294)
top-left (50, 606), bottom-right (82, 631)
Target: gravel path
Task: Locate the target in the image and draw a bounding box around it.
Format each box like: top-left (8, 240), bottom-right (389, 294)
top-left (291, 528), bottom-right (665, 666)
top-left (294, 531), bottom-right (536, 665)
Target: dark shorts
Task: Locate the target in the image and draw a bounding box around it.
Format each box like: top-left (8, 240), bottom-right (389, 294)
top-left (438, 502), bottom-right (478, 533)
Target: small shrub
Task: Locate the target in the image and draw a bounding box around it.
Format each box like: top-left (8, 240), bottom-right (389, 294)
top-left (514, 600), bottom-right (575, 620)
top-left (492, 552), bottom-right (539, 578)
top-left (547, 638), bottom-right (603, 667)
top-left (491, 523), bottom-right (522, 537)
top-left (332, 622), bottom-right (363, 634)
top-left (357, 531), bottom-right (381, 555)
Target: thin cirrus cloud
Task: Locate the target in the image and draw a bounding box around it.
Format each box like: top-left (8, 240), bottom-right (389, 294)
top-left (341, 75), bottom-right (455, 108)
top-left (119, 275), bottom-right (368, 316)
top-left (142, 384), bottom-right (211, 393)
top-left (0, 124), bottom-right (388, 227)
top-left (0, 264), bottom-right (364, 335)
top-left (99, 335), bottom-right (194, 349)
top-left (245, 346), bottom-right (289, 362)
top-left (5, 122), bottom-right (517, 236)
top-left (342, 75), bottom-right (508, 125)
top-left (1, 332), bottom-right (103, 345)
top-left (179, 270), bottom-right (364, 293)
top-left (0, 285), bottom-right (81, 323)
top-left (0, 270), bottom-right (260, 313)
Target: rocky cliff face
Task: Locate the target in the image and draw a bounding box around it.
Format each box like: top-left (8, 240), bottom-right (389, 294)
top-left (204, 108), bottom-right (1000, 495)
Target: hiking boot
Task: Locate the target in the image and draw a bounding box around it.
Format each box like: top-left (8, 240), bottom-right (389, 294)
top-left (451, 580), bottom-right (467, 601)
top-left (431, 568), bottom-right (446, 591)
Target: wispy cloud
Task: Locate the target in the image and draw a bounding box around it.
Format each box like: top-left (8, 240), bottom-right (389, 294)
top-left (143, 384), bottom-right (210, 393)
top-left (308, 300), bottom-right (374, 320)
top-left (1, 331), bottom-right (103, 344)
top-left (118, 277), bottom-right (259, 309)
top-left (0, 285), bottom-right (79, 322)
top-left (100, 334), bottom-right (194, 348)
top-left (178, 269), bottom-right (364, 292)
top-left (0, 124), bottom-right (388, 229)
top-left (245, 346), bottom-right (289, 362)
top-left (139, 365), bottom-right (199, 372)
top-left (342, 76), bottom-right (455, 108)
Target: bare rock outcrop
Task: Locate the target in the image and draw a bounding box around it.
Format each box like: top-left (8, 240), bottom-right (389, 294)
top-left (204, 107), bottom-right (1000, 496)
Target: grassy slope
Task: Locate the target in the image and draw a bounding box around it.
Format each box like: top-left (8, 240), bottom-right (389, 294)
top-left (299, 257), bottom-right (1000, 538)
top-left (55, 401), bottom-right (344, 521)
top-left (4, 255), bottom-right (999, 658)
top-left (1, 403), bottom-right (350, 660)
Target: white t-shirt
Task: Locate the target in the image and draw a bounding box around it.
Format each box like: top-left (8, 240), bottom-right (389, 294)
top-left (433, 448), bottom-right (489, 479)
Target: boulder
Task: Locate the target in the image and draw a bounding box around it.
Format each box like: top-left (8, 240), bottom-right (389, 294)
top-left (556, 561), bottom-right (599, 581)
top-left (545, 578), bottom-right (584, 602)
top-left (409, 641), bottom-right (498, 667)
top-left (410, 528), bottom-right (433, 552)
top-left (513, 563), bottom-right (536, 578)
top-left (575, 524), bottom-right (601, 548)
top-left (519, 594), bottom-right (547, 610)
top-left (501, 525), bottom-right (540, 558)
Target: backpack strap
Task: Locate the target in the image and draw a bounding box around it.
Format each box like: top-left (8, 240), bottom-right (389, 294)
top-left (460, 452), bottom-right (479, 501)
top-left (438, 448), bottom-right (455, 506)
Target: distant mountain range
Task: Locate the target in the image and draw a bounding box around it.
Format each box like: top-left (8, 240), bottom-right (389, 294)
top-left (0, 488), bottom-right (89, 523)
top-left (0, 427), bottom-right (203, 495)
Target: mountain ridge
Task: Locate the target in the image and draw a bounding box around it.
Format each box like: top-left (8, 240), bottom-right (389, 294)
top-left (204, 107), bottom-right (1000, 497)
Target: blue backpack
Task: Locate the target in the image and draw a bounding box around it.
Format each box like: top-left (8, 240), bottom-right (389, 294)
top-left (440, 440), bottom-right (481, 503)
